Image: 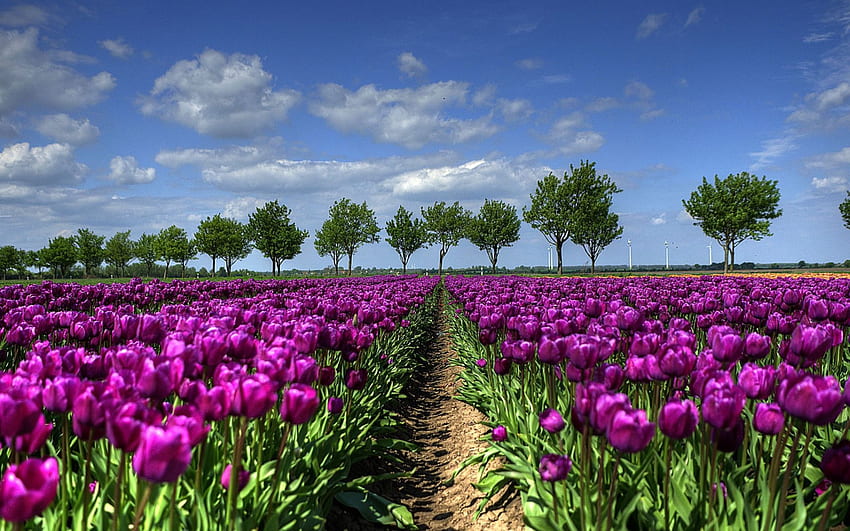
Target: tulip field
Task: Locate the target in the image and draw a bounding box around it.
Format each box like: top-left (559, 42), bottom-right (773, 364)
top-left (1, 274), bottom-right (850, 530)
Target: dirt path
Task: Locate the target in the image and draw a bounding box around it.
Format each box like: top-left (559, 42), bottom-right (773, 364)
top-left (329, 304), bottom-right (524, 530)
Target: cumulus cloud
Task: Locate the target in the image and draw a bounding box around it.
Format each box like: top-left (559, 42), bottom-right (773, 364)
top-left (99, 38), bottom-right (133, 59)
top-left (384, 158), bottom-right (542, 199)
top-left (586, 97), bottom-right (619, 112)
top-left (139, 49), bottom-right (301, 137)
top-left (497, 98), bottom-right (533, 122)
top-left (397, 52), bottom-right (427, 78)
top-left (640, 109), bottom-right (665, 121)
top-left (309, 82), bottom-right (499, 149)
top-left (35, 114), bottom-right (100, 145)
top-left (803, 32), bottom-right (833, 43)
top-left (637, 13), bottom-right (667, 39)
top-left (0, 28), bottom-right (115, 117)
top-left (541, 113), bottom-right (605, 156)
top-left (107, 155), bottom-right (156, 184)
top-left (0, 142), bottom-right (86, 185)
top-left (684, 7), bottom-right (704, 28)
top-left (651, 213), bottom-right (667, 225)
top-left (223, 197), bottom-right (265, 220)
top-left (625, 81), bottom-right (654, 101)
top-left (0, 4), bottom-right (49, 27)
top-left (515, 58), bottom-right (543, 70)
top-left (811, 176), bottom-right (849, 193)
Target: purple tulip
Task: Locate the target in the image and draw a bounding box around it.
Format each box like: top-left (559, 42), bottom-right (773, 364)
top-left (475, 358), bottom-right (487, 368)
top-left (327, 397), bottom-right (344, 415)
top-left (0, 457), bottom-right (59, 522)
top-left (132, 424), bottom-right (192, 483)
top-left (538, 408), bottom-right (566, 433)
top-left (345, 369), bottom-right (367, 391)
top-left (777, 373), bottom-right (844, 426)
top-left (711, 417), bottom-right (745, 453)
top-left (658, 344), bottom-right (696, 378)
top-left (0, 395), bottom-right (41, 439)
top-left (658, 398), bottom-right (698, 439)
top-left (752, 403), bottom-right (784, 435)
top-left (492, 425), bottom-right (507, 442)
top-left (221, 464), bottom-right (251, 492)
top-left (591, 392), bottom-right (631, 433)
top-left (493, 358), bottom-right (512, 375)
top-left (701, 382), bottom-right (746, 431)
top-left (167, 405), bottom-right (210, 447)
top-left (279, 384), bottom-right (320, 425)
top-left (743, 333), bottom-right (771, 360)
top-left (821, 439), bottom-right (850, 484)
top-left (538, 454), bottom-right (572, 482)
top-left (787, 324), bottom-right (832, 362)
top-left (230, 375), bottom-right (277, 419)
top-left (738, 363), bottom-right (776, 400)
top-left (606, 407), bottom-right (655, 453)
top-left (106, 402), bottom-right (162, 452)
top-left (318, 366), bottom-right (335, 386)
top-left (709, 329), bottom-right (744, 364)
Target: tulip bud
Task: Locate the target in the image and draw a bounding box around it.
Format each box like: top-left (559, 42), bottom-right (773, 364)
top-left (0, 457), bottom-right (59, 522)
top-left (538, 454), bottom-right (572, 482)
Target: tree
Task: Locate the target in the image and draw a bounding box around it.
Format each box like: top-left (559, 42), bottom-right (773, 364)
top-left (385, 205), bottom-right (428, 274)
top-left (42, 236), bottom-right (77, 278)
top-left (840, 191), bottom-right (850, 230)
top-left (74, 228), bottom-right (105, 276)
top-left (134, 233), bottom-right (159, 277)
top-left (523, 161), bottom-right (619, 275)
top-left (195, 215), bottom-right (251, 276)
top-left (467, 199), bottom-right (521, 273)
top-left (569, 166), bottom-right (623, 273)
top-left (156, 226), bottom-right (193, 278)
top-left (315, 198), bottom-right (380, 276)
top-left (248, 201), bottom-right (308, 276)
top-left (0, 246), bottom-right (21, 280)
top-left (421, 201), bottom-right (471, 276)
top-left (26, 250), bottom-right (45, 277)
top-left (683, 172), bottom-right (782, 273)
top-left (104, 230), bottom-right (134, 277)
top-left (175, 239), bottom-right (196, 278)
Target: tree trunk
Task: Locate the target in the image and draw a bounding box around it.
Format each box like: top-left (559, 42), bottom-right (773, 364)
top-left (163, 260), bottom-right (170, 279)
top-left (401, 258), bottom-right (408, 274)
top-left (723, 244), bottom-right (729, 274)
top-left (211, 257), bottom-right (217, 277)
top-left (347, 253), bottom-right (353, 277)
top-left (438, 252), bottom-right (445, 276)
top-left (556, 243), bottom-right (564, 275)
top-left (590, 258), bottom-right (596, 274)
top-left (491, 248), bottom-right (498, 273)
top-left (730, 245), bottom-right (736, 272)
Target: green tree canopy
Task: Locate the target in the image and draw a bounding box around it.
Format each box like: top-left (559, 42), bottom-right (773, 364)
top-left (104, 230), bottom-right (134, 277)
top-left (0, 246), bottom-right (21, 280)
top-left (74, 228), bottom-right (105, 276)
top-left (195, 215), bottom-right (251, 276)
top-left (315, 198), bottom-right (380, 276)
top-left (523, 160), bottom-right (618, 274)
top-left (385, 205), bottom-right (428, 274)
top-left (156, 225), bottom-right (192, 278)
top-left (467, 199), bottom-right (521, 273)
top-left (840, 191), bottom-right (850, 230)
top-left (248, 200), bottom-right (308, 276)
top-left (569, 165), bottom-right (623, 273)
top-left (43, 236), bottom-right (77, 278)
top-left (134, 233), bottom-right (159, 276)
top-left (682, 172), bottom-right (782, 273)
top-left (421, 201), bottom-right (471, 276)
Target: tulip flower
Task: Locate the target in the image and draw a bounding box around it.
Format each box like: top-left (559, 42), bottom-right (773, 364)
top-left (538, 408), bottom-right (566, 433)
top-left (658, 398), bottom-right (698, 439)
top-left (821, 439), bottom-right (850, 484)
top-left (777, 373), bottom-right (844, 426)
top-left (607, 408), bottom-right (655, 453)
top-left (279, 384), bottom-right (320, 425)
top-left (539, 454), bottom-right (572, 482)
top-left (0, 457), bottom-right (59, 523)
top-left (752, 403), bottom-right (784, 435)
top-left (132, 424), bottom-right (192, 483)
top-left (327, 397), bottom-right (344, 414)
top-left (221, 464), bottom-right (251, 492)
top-left (345, 369), bottom-right (368, 391)
top-left (492, 425), bottom-right (507, 442)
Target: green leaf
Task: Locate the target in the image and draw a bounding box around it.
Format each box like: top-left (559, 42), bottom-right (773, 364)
top-left (334, 490), bottom-right (416, 529)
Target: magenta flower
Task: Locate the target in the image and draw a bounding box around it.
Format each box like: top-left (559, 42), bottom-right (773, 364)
top-left (701, 382), bottom-right (746, 431)
top-left (492, 425), bottom-right (507, 441)
top-left (475, 358), bottom-right (487, 368)
top-left (538, 408), bottom-right (565, 433)
top-left (821, 439), bottom-right (850, 484)
top-left (606, 408), bottom-right (655, 453)
top-left (777, 373), bottom-right (844, 426)
top-left (279, 384), bottom-right (320, 425)
top-left (231, 375), bottom-right (277, 419)
top-left (220, 464), bottom-right (251, 492)
top-left (538, 454), bottom-right (572, 482)
top-left (658, 398), bottom-right (698, 440)
top-left (711, 417), bottom-right (745, 453)
top-left (743, 333), bottom-right (771, 360)
top-left (327, 397), bottom-right (343, 414)
top-left (132, 425), bottom-right (192, 483)
top-left (345, 369), bottom-right (367, 391)
top-left (590, 392), bottom-right (631, 434)
top-left (752, 403), bottom-right (784, 435)
top-left (738, 363), bottom-right (776, 400)
top-left (0, 457), bottom-right (59, 523)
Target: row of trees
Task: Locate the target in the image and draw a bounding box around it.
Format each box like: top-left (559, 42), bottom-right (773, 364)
top-left (1, 162), bottom-right (802, 280)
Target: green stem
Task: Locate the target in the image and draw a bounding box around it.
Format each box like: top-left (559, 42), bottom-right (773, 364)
top-left (595, 440), bottom-right (607, 530)
top-left (133, 482), bottom-right (153, 531)
top-left (605, 453), bottom-right (622, 531)
top-left (773, 424), bottom-right (802, 531)
top-left (111, 452), bottom-right (126, 531)
top-left (227, 417), bottom-right (249, 531)
top-left (168, 480), bottom-right (178, 531)
top-left (664, 438), bottom-right (672, 530)
top-left (816, 484), bottom-right (837, 531)
top-left (761, 421), bottom-right (789, 531)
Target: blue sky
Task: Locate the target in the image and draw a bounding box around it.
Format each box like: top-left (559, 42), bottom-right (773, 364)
top-left (1, 0), bottom-right (849, 272)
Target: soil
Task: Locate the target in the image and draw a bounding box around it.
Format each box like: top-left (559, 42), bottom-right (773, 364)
top-left (327, 304), bottom-right (525, 530)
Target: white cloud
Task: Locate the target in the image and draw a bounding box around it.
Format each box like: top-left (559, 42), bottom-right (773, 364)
top-left (625, 81), bottom-right (654, 101)
top-left (0, 142), bottom-right (86, 184)
top-left (472, 84), bottom-right (496, 106)
top-left (637, 13), bottom-right (667, 39)
top-left (684, 7), bottom-right (704, 28)
top-left (0, 29), bottom-right (115, 117)
top-left (515, 58), bottom-right (543, 70)
top-left (811, 176), bottom-right (849, 193)
top-left (139, 49), bottom-right (301, 138)
top-left (497, 98), bottom-right (533, 122)
top-left (803, 32), bottom-right (834, 43)
top-left (0, 4), bottom-right (49, 26)
top-left (640, 109), bottom-right (665, 121)
top-left (541, 74), bottom-right (571, 84)
top-left (223, 197), bottom-right (265, 220)
top-left (542, 113), bottom-right (605, 156)
top-left (813, 81), bottom-right (850, 110)
top-left (384, 158), bottom-right (542, 199)
top-left (749, 136), bottom-right (797, 171)
top-left (651, 213), bottom-right (667, 225)
top-left (309, 82), bottom-right (499, 149)
top-left (397, 52), bottom-right (427, 78)
top-left (107, 155), bottom-right (156, 184)
top-left (806, 147), bottom-right (850, 169)
top-left (156, 144), bottom-right (275, 168)
top-left (99, 38), bottom-right (133, 59)
top-left (559, 131), bottom-right (605, 155)
top-left (35, 114), bottom-right (100, 145)
top-left (586, 97), bottom-right (619, 112)
top-left (677, 209), bottom-right (695, 222)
